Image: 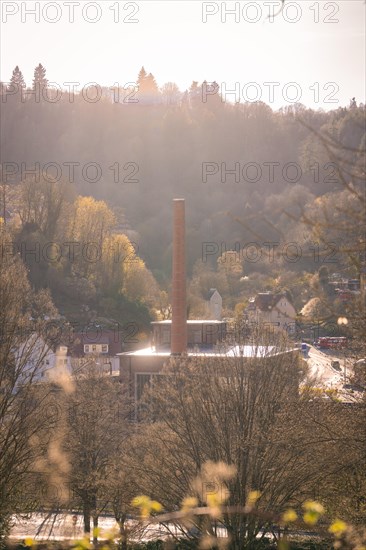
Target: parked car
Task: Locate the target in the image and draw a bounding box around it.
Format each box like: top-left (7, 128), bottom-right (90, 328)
top-left (317, 337), bottom-right (348, 349)
top-left (331, 360), bottom-right (341, 370)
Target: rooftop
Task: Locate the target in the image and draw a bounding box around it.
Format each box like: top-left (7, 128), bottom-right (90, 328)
top-left (118, 345), bottom-right (299, 358)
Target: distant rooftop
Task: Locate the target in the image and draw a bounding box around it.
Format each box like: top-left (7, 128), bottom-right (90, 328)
top-left (251, 292), bottom-right (292, 312)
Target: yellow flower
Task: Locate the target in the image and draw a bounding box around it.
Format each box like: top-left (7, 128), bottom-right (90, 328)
top-left (182, 496), bottom-right (198, 512)
top-left (206, 494), bottom-right (223, 518)
top-left (302, 500), bottom-right (325, 525)
top-left (303, 500), bottom-right (325, 514)
top-left (92, 527), bottom-right (101, 539)
top-left (282, 509), bottom-right (298, 523)
top-left (207, 492), bottom-right (222, 508)
top-left (329, 519), bottom-right (347, 537)
top-left (131, 495), bottom-right (162, 519)
top-left (246, 490), bottom-right (261, 506)
top-left (131, 495), bottom-right (150, 508)
top-left (24, 538), bottom-right (34, 547)
top-left (150, 500), bottom-right (163, 512)
top-left (74, 536), bottom-right (91, 550)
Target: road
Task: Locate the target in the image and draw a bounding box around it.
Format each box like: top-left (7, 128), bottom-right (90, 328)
top-left (303, 344), bottom-right (365, 401)
top-left (305, 344), bottom-right (344, 388)
top-left (9, 512), bottom-right (183, 543)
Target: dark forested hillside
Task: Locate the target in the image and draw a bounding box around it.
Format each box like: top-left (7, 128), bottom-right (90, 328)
top-left (1, 74), bottom-right (365, 283)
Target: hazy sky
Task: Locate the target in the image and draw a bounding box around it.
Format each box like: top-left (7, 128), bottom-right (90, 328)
top-left (1, 0), bottom-right (365, 109)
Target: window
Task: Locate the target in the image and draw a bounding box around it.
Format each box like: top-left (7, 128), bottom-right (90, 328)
top-left (84, 343), bottom-right (109, 354)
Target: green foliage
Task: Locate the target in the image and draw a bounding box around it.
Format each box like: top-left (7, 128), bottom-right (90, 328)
top-left (5, 178), bottom-right (159, 330)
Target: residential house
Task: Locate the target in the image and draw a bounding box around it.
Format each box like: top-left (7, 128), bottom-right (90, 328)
top-left (206, 288), bottom-right (223, 320)
top-left (18, 333), bottom-right (71, 384)
top-left (70, 329), bottom-right (123, 373)
top-left (246, 292), bottom-right (296, 334)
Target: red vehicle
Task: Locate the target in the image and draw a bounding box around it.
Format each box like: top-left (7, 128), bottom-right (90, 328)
top-left (316, 337), bottom-right (348, 349)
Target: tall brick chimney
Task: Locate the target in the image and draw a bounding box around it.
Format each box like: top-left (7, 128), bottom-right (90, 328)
top-left (171, 199), bottom-right (187, 355)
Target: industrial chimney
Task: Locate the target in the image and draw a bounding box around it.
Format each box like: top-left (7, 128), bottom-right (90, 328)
top-left (171, 199), bottom-right (187, 355)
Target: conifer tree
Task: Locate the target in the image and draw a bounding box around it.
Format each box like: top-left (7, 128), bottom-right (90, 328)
top-left (32, 63), bottom-right (48, 91)
top-left (137, 67), bottom-right (159, 103)
top-left (9, 65), bottom-right (26, 90)
top-left (137, 66), bottom-right (147, 88)
top-left (189, 81), bottom-right (200, 104)
top-left (146, 72), bottom-right (159, 95)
